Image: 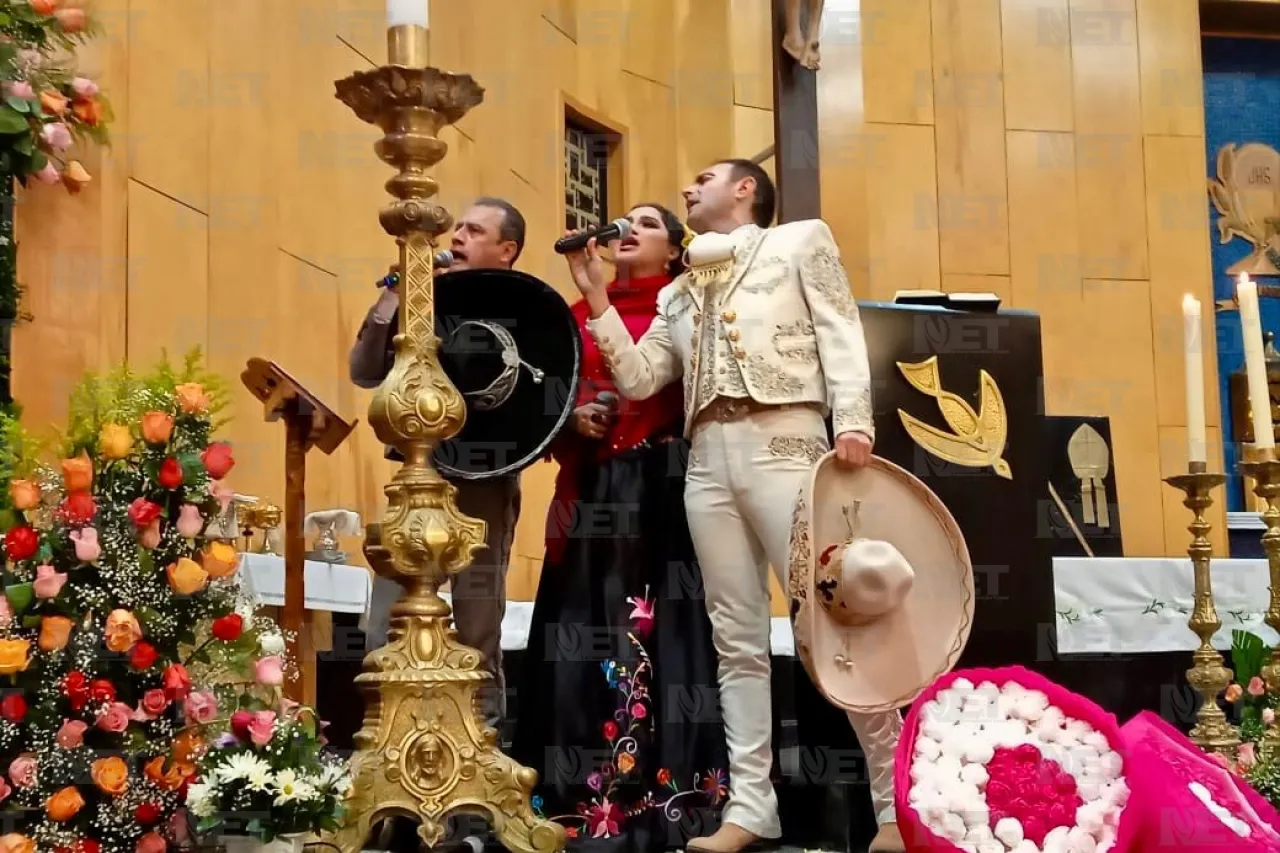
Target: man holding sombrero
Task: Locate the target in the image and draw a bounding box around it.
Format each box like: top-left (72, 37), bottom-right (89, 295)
top-left (570, 159), bottom-right (974, 853)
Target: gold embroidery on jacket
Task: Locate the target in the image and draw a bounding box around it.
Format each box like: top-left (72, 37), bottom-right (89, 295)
top-left (801, 245), bottom-right (859, 322)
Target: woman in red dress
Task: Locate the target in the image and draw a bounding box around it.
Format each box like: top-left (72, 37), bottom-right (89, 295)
top-left (513, 203), bottom-right (729, 852)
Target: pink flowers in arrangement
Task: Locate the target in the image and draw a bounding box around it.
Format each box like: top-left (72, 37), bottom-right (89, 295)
top-left (896, 667), bottom-right (1136, 853)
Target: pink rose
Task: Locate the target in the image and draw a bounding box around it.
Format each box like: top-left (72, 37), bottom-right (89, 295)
top-left (247, 710), bottom-right (276, 746)
top-left (183, 691), bottom-right (217, 725)
top-left (33, 564), bottom-right (67, 599)
top-left (4, 81), bottom-right (32, 100)
top-left (70, 528), bottom-right (100, 562)
top-left (1248, 676), bottom-right (1266, 697)
top-left (254, 655), bottom-right (283, 686)
top-left (34, 162), bottom-right (58, 184)
top-left (39, 121), bottom-right (71, 153)
top-left (136, 832), bottom-right (166, 853)
top-left (0, 776), bottom-right (11, 803)
top-left (630, 702), bottom-right (646, 719)
top-left (139, 518), bottom-right (161, 550)
top-left (70, 77), bottom-right (98, 98)
top-left (1265, 708), bottom-right (1275, 726)
top-left (210, 480), bottom-right (234, 511)
top-left (8, 753), bottom-right (36, 788)
top-left (55, 719), bottom-right (87, 749)
top-left (138, 689), bottom-right (168, 719)
top-left (175, 504), bottom-right (203, 539)
top-left (96, 702), bottom-right (131, 733)
top-left (0, 597), bottom-right (12, 629)
top-left (1239, 741), bottom-right (1258, 769)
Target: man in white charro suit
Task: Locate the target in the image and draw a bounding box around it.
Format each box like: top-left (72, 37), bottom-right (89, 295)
top-left (567, 159), bottom-right (904, 853)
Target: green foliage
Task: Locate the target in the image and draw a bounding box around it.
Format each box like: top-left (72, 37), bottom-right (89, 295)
top-left (1233, 629), bottom-right (1271, 685)
top-left (1246, 756), bottom-right (1280, 810)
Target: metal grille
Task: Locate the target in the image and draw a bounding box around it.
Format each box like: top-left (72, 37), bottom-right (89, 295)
top-left (564, 123), bottom-right (608, 232)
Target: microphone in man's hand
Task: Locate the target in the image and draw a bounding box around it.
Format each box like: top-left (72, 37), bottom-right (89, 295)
top-left (554, 219), bottom-right (633, 255)
top-left (376, 250), bottom-right (454, 288)
top-left (591, 391), bottom-right (619, 425)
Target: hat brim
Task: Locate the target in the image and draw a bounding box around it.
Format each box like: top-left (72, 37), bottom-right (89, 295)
top-left (430, 268), bottom-right (581, 479)
top-left (788, 453), bottom-right (974, 713)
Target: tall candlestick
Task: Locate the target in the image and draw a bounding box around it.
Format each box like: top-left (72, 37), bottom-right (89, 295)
top-left (1238, 274), bottom-right (1274, 449)
top-left (1184, 294), bottom-right (1208, 463)
top-left (386, 0), bottom-right (427, 27)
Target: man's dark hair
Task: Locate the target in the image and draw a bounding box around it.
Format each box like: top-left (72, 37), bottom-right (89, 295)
top-left (716, 159), bottom-right (776, 228)
top-left (474, 196), bottom-right (526, 264)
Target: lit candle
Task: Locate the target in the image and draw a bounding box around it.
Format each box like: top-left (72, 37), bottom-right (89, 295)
top-left (1238, 273), bottom-right (1275, 449)
top-left (386, 0), bottom-right (427, 27)
top-left (1183, 294), bottom-right (1207, 463)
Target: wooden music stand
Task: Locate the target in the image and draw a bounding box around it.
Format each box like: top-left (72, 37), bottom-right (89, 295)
top-left (240, 358), bottom-right (357, 704)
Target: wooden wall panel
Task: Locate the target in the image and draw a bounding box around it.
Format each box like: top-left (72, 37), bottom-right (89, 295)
top-left (1136, 0), bottom-right (1204, 138)
top-left (862, 0), bottom-right (933, 125)
top-left (1001, 0), bottom-right (1074, 132)
top-left (866, 123), bottom-right (940, 299)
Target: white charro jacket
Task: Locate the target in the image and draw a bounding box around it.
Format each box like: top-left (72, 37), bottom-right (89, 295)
top-left (584, 218), bottom-right (874, 439)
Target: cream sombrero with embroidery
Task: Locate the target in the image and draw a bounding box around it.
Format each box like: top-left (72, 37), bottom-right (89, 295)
top-left (787, 452), bottom-right (975, 714)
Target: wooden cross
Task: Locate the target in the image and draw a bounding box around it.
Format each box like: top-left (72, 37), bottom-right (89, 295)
top-left (770, 0), bottom-right (822, 223)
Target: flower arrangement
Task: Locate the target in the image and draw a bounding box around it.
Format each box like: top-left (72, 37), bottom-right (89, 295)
top-left (0, 350), bottom-right (311, 853)
top-left (895, 666), bottom-right (1136, 853)
top-left (185, 703), bottom-right (352, 844)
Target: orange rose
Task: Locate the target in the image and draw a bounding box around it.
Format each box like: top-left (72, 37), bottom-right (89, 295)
top-left (201, 542), bottom-right (239, 579)
top-left (140, 411), bottom-right (174, 445)
top-left (71, 98), bottom-right (101, 126)
top-left (61, 160), bottom-right (90, 194)
top-left (29, 1), bottom-right (57, 17)
top-left (90, 756), bottom-right (128, 795)
top-left (171, 729), bottom-right (204, 765)
top-left (39, 90), bottom-right (67, 116)
top-left (166, 557), bottom-right (208, 596)
top-left (617, 752), bottom-right (636, 773)
top-left (175, 383), bottom-right (209, 414)
top-left (39, 616), bottom-right (73, 652)
top-left (7, 480), bottom-right (40, 512)
top-left (0, 835), bottom-right (34, 853)
top-left (98, 423), bottom-right (133, 460)
top-left (0, 639), bottom-right (31, 676)
top-left (53, 7), bottom-right (85, 32)
top-left (61, 452), bottom-right (93, 492)
top-left (143, 756), bottom-right (190, 791)
top-left (104, 609), bottom-right (142, 653)
top-left (45, 786), bottom-right (84, 821)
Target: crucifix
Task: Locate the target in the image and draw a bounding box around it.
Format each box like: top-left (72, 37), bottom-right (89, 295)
top-left (771, 0), bottom-right (823, 223)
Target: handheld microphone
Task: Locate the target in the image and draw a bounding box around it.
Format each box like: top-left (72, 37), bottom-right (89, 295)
top-left (595, 391), bottom-right (619, 410)
top-left (554, 219), bottom-right (632, 255)
top-left (376, 250), bottom-right (454, 288)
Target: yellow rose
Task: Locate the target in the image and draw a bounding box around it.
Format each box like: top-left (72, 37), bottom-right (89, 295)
top-left (7, 480), bottom-right (39, 512)
top-left (201, 542), bottom-right (240, 579)
top-left (140, 411), bottom-right (174, 445)
top-left (166, 557), bottom-right (208, 596)
top-left (104, 609), bottom-right (142, 653)
top-left (0, 639), bottom-right (31, 675)
top-left (175, 383), bottom-right (209, 414)
top-left (98, 424), bottom-right (133, 460)
top-left (38, 616), bottom-right (73, 652)
top-left (45, 786), bottom-right (84, 821)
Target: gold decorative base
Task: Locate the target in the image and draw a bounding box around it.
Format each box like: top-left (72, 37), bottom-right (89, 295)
top-left (1164, 463), bottom-right (1239, 756)
top-left (1240, 446), bottom-right (1280, 759)
top-left (327, 30), bottom-right (565, 853)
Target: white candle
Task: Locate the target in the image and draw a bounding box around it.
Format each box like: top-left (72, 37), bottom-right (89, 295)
top-left (1183, 294), bottom-right (1207, 463)
top-left (1238, 273), bottom-right (1275, 449)
top-left (386, 0), bottom-right (427, 27)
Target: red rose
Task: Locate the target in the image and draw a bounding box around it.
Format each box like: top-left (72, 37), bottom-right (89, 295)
top-left (201, 442), bottom-right (235, 480)
top-left (162, 663), bottom-right (191, 700)
top-left (3, 526), bottom-right (38, 562)
top-left (127, 498), bottom-right (163, 529)
top-left (89, 678), bottom-right (116, 704)
top-left (230, 709), bottom-right (253, 740)
top-left (602, 721), bottom-right (618, 741)
top-left (59, 491), bottom-right (97, 524)
top-left (77, 840), bottom-right (101, 853)
top-left (63, 671), bottom-right (90, 710)
top-left (141, 688), bottom-right (168, 717)
top-left (656, 768), bottom-right (671, 785)
top-left (158, 458), bottom-right (184, 489)
top-left (0, 693), bottom-right (26, 722)
top-left (135, 803), bottom-right (161, 825)
top-left (130, 641), bottom-right (158, 670)
top-left (211, 613), bottom-right (243, 642)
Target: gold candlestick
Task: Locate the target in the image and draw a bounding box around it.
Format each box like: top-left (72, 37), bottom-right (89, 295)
top-left (1164, 462), bottom-right (1239, 756)
top-left (327, 25), bottom-right (565, 853)
top-left (1240, 444), bottom-right (1280, 759)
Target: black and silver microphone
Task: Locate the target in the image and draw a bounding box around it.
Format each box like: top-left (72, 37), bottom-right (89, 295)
top-left (376, 250), bottom-right (454, 288)
top-left (554, 219), bottom-right (632, 255)
top-left (591, 391), bottom-right (619, 425)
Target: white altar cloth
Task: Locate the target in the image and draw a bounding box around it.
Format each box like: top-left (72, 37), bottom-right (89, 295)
top-left (241, 553), bottom-right (372, 614)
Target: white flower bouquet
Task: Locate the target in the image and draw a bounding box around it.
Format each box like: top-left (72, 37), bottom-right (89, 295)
top-left (894, 666), bottom-right (1138, 853)
top-left (1120, 710), bottom-right (1280, 850)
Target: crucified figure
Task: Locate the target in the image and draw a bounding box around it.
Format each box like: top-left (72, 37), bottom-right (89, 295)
top-left (783, 0), bottom-right (825, 71)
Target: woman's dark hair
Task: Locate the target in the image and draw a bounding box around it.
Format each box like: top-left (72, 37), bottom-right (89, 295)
top-left (630, 202), bottom-right (687, 278)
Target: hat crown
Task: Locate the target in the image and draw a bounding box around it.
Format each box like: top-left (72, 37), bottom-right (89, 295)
top-left (832, 538), bottom-right (914, 622)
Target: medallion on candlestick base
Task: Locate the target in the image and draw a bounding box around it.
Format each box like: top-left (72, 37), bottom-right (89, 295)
top-left (327, 24), bottom-right (566, 853)
top-left (1240, 445), bottom-right (1280, 759)
top-left (1164, 462), bottom-right (1240, 756)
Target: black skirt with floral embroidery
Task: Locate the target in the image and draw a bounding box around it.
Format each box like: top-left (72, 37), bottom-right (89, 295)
top-left (511, 435), bottom-right (729, 852)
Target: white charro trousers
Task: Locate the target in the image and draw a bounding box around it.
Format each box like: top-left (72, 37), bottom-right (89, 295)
top-left (684, 405), bottom-right (903, 838)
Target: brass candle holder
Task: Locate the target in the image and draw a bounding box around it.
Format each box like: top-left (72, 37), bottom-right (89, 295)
top-left (1239, 444), bottom-right (1280, 759)
top-left (1164, 461), bottom-right (1239, 756)
top-left (326, 23), bottom-right (564, 853)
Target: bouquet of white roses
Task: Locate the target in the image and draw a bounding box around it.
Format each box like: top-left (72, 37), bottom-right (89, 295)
top-left (895, 666), bottom-right (1137, 853)
top-left (185, 702), bottom-right (352, 843)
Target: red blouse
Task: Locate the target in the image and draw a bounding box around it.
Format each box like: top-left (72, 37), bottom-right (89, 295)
top-left (544, 274), bottom-right (685, 563)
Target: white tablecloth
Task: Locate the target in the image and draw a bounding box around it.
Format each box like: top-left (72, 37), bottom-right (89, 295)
top-left (1052, 556), bottom-right (1279, 655)
top-left (241, 553), bottom-right (372, 614)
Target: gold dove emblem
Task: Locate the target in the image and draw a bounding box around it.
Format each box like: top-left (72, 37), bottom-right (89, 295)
top-left (896, 357), bottom-right (1012, 480)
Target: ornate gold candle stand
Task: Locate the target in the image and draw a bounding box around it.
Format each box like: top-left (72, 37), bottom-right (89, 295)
top-left (326, 24), bottom-right (565, 853)
top-left (1164, 462), bottom-right (1240, 756)
top-left (1239, 445), bottom-right (1280, 758)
